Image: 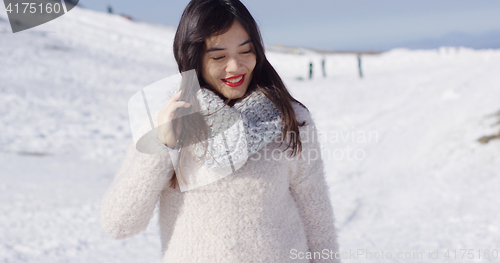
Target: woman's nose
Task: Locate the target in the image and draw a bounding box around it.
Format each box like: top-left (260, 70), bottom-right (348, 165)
top-left (225, 56), bottom-right (242, 72)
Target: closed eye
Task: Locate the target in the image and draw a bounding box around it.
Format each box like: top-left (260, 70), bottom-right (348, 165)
top-left (241, 50), bottom-right (252, 54)
top-left (212, 56), bottom-right (225, 60)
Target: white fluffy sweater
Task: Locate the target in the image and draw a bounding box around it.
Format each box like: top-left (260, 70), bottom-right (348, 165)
top-left (100, 99), bottom-right (341, 262)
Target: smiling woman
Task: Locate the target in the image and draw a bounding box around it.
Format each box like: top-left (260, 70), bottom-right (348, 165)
top-left (201, 20), bottom-right (256, 100)
top-left (100, 0), bottom-right (341, 262)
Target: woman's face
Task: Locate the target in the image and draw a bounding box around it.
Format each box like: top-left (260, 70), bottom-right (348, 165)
top-left (202, 20), bottom-right (257, 100)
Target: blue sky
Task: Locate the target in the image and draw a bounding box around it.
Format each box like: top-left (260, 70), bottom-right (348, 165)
top-left (79, 0), bottom-right (500, 51)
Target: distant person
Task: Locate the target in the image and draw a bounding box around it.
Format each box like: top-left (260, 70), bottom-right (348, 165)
top-left (309, 61), bottom-right (313, 79)
top-left (100, 0), bottom-right (340, 262)
top-left (107, 5), bottom-right (113, 14)
top-left (357, 53), bottom-right (363, 78)
top-left (322, 58), bottom-right (326, 78)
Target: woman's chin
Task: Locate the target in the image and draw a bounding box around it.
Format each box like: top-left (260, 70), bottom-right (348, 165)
top-left (221, 86), bottom-right (247, 100)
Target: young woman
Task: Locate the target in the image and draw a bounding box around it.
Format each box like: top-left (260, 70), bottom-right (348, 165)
top-left (100, 0), bottom-right (340, 262)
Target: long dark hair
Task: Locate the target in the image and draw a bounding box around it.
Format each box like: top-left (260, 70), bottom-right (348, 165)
top-left (170, 0), bottom-right (307, 189)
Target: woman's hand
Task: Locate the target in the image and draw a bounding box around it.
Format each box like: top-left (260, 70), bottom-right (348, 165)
top-left (157, 90), bottom-right (191, 148)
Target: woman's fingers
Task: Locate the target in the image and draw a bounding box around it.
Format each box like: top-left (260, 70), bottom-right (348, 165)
top-left (163, 91), bottom-right (191, 111)
top-left (175, 101), bottom-right (191, 108)
top-left (171, 90), bottom-right (183, 102)
top-left (164, 101), bottom-right (191, 116)
top-left (160, 91), bottom-right (188, 112)
top-left (164, 90), bottom-right (182, 107)
top-left (157, 90), bottom-right (191, 147)
top-left (158, 93), bottom-right (191, 125)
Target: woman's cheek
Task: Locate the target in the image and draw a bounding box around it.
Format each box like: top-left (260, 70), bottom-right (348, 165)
top-left (210, 66), bottom-right (222, 81)
top-left (248, 55), bottom-right (257, 70)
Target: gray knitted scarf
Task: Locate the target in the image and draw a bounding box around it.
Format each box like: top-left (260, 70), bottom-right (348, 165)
top-left (166, 87), bottom-right (283, 191)
top-left (196, 87), bottom-right (283, 172)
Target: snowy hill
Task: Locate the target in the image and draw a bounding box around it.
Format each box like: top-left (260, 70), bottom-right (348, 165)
top-left (0, 5), bottom-right (178, 163)
top-left (396, 30), bottom-right (500, 50)
top-left (1, 6), bottom-right (500, 263)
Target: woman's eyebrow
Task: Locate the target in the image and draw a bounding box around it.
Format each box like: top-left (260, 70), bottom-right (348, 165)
top-left (206, 39), bottom-right (252, 53)
top-left (239, 39), bottom-right (251, 46)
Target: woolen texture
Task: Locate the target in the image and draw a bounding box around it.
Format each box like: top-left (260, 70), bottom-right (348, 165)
top-left (196, 87), bottom-right (283, 170)
top-left (167, 88), bottom-right (285, 191)
top-left (100, 97), bottom-right (341, 262)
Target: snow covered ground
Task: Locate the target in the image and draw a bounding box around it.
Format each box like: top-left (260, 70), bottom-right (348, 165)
top-left (1, 6), bottom-right (499, 263)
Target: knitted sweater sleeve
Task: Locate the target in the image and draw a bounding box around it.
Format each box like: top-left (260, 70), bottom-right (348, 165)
top-left (289, 104), bottom-right (341, 263)
top-left (100, 138), bottom-right (178, 239)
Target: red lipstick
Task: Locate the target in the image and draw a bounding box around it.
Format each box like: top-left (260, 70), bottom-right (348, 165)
top-left (222, 74), bottom-right (245, 87)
